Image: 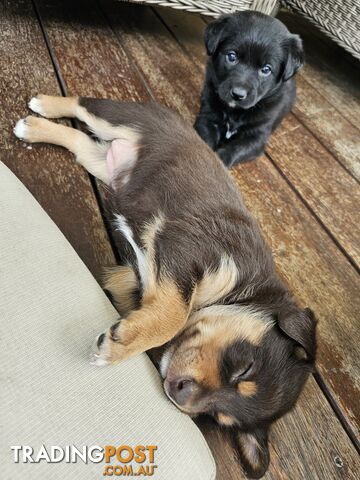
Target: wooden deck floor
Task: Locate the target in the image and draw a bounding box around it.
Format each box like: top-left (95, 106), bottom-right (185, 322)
top-left (1, 1), bottom-right (359, 478)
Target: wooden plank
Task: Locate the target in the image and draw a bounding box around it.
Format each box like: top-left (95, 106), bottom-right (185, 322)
top-left (102, 1), bottom-right (203, 119)
top-left (154, 6), bottom-right (207, 67)
top-left (267, 114), bottom-right (360, 267)
top-left (278, 11), bottom-right (360, 130)
top-left (267, 377), bottom-right (359, 479)
top-left (34, 0), bottom-right (360, 476)
top-left (292, 74), bottom-right (359, 180)
top-left (278, 11), bottom-right (360, 179)
top-left (29, 0), bottom-right (150, 101)
top-left (156, 6), bottom-right (208, 65)
top-left (0, 0), bottom-right (115, 282)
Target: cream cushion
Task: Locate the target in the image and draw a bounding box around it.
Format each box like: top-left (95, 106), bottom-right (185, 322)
top-left (0, 162), bottom-right (216, 480)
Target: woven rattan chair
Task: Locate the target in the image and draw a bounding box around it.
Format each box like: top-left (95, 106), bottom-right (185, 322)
top-left (123, 0), bottom-right (278, 16)
top-left (124, 0), bottom-right (360, 60)
top-left (282, 0), bottom-right (360, 60)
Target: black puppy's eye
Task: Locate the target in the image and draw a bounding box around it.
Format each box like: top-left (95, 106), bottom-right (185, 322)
top-left (226, 51), bottom-right (238, 64)
top-left (230, 362), bottom-right (254, 383)
top-left (260, 64), bottom-right (272, 76)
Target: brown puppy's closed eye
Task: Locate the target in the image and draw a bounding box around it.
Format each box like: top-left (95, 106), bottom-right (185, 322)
top-left (15, 95), bottom-right (316, 478)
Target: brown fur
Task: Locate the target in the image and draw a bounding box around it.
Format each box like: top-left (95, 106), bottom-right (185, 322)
top-left (16, 95), bottom-right (317, 479)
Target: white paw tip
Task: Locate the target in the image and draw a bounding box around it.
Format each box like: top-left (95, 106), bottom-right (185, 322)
top-left (14, 119), bottom-right (27, 139)
top-left (89, 353), bottom-right (109, 367)
top-left (28, 97), bottom-right (43, 115)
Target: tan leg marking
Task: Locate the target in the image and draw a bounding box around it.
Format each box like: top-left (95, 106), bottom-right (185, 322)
top-left (29, 94), bottom-right (78, 118)
top-left (217, 413), bottom-right (237, 426)
top-left (14, 116), bottom-right (109, 184)
top-left (238, 381), bottom-right (257, 397)
top-left (103, 265), bottom-right (138, 315)
top-left (75, 105), bottom-right (140, 142)
top-left (27, 94), bottom-right (140, 185)
top-left (92, 281), bottom-right (189, 365)
top-left (29, 94), bottom-right (141, 142)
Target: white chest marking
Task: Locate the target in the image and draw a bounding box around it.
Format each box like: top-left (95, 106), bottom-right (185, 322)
top-left (225, 122), bottom-right (237, 140)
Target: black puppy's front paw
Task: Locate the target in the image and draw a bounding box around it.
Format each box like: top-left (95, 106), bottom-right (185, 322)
top-left (216, 147), bottom-right (234, 168)
top-left (194, 119), bottom-right (221, 150)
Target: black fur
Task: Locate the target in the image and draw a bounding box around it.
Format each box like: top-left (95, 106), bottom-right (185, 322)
top-left (194, 11), bottom-right (304, 167)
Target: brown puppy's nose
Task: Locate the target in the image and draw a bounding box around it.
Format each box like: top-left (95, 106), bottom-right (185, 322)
top-left (167, 377), bottom-right (194, 405)
top-left (231, 87), bottom-right (247, 101)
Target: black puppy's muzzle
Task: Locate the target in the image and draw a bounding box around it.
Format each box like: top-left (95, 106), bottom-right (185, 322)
top-left (218, 76), bottom-right (257, 109)
top-left (231, 86), bottom-right (247, 101)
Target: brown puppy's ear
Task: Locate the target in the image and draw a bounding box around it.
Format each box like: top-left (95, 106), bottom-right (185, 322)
top-left (278, 307), bottom-right (317, 361)
top-left (233, 428), bottom-right (270, 479)
top-left (282, 34), bottom-right (304, 81)
top-left (204, 16), bottom-right (231, 56)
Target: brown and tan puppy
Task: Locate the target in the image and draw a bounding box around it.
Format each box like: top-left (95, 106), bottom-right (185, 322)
top-left (14, 96), bottom-right (317, 478)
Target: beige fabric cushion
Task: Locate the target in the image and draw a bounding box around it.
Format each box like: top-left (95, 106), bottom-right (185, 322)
top-left (0, 162), bottom-right (215, 480)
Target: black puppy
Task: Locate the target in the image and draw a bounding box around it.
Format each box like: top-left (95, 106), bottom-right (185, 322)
top-left (194, 12), bottom-right (304, 167)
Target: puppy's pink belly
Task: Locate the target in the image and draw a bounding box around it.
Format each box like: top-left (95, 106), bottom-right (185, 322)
top-left (106, 139), bottom-right (138, 184)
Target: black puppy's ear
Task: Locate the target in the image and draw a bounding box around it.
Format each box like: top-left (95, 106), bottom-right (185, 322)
top-left (282, 34), bottom-right (304, 81)
top-left (233, 428), bottom-right (270, 479)
top-left (278, 307), bottom-right (317, 361)
top-left (204, 15), bottom-right (231, 56)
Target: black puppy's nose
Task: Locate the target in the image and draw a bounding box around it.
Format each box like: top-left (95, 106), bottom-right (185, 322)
top-left (167, 377), bottom-right (194, 405)
top-left (231, 87), bottom-right (247, 101)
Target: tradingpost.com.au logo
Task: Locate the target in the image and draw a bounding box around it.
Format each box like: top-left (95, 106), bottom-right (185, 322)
top-left (11, 444), bottom-right (158, 476)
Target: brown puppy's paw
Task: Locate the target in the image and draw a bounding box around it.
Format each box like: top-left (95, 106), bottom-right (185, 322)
top-left (13, 116), bottom-right (49, 143)
top-left (28, 94), bottom-right (77, 118)
top-left (28, 95), bottom-right (49, 117)
top-left (90, 319), bottom-right (127, 366)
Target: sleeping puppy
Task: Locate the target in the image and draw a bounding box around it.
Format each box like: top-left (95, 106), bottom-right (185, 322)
top-left (15, 95), bottom-right (316, 478)
top-left (194, 12), bottom-right (304, 167)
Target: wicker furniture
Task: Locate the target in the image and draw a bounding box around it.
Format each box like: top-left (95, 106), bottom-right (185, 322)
top-left (123, 0), bottom-right (278, 16)
top-left (283, 0), bottom-right (360, 60)
top-left (124, 0), bottom-right (360, 60)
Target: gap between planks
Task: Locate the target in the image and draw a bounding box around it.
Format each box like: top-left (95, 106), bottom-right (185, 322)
top-left (30, 0), bottom-right (122, 263)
